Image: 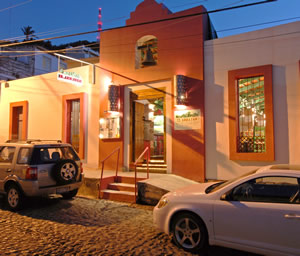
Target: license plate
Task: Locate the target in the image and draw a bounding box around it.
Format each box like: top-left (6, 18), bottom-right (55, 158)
top-left (56, 186), bottom-right (70, 193)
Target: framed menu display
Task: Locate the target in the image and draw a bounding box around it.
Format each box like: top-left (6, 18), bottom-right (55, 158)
top-left (99, 117), bottom-right (120, 139)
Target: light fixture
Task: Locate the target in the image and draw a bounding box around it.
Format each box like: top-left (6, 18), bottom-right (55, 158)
top-left (174, 75), bottom-right (187, 107)
top-left (108, 84), bottom-right (120, 114)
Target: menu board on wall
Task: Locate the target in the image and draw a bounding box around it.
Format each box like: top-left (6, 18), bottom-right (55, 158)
top-left (174, 109), bottom-right (201, 130)
top-left (99, 117), bottom-right (120, 139)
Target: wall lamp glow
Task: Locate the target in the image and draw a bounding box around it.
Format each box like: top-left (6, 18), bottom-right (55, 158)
top-left (174, 74), bottom-right (187, 108)
top-left (108, 84), bottom-right (120, 115)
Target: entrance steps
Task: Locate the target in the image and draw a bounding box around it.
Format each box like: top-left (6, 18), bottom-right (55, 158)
top-left (99, 176), bottom-right (145, 203)
top-left (79, 168), bottom-right (199, 205)
top-left (132, 159), bottom-right (167, 174)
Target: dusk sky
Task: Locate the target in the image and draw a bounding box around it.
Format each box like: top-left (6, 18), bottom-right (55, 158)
top-left (0, 0), bottom-right (299, 45)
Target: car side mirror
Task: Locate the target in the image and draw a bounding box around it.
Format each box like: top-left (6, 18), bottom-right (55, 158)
top-left (221, 191), bottom-right (233, 201)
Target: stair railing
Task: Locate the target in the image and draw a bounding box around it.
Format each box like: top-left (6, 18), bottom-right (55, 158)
top-left (134, 146), bottom-right (150, 202)
top-left (98, 147), bottom-right (120, 199)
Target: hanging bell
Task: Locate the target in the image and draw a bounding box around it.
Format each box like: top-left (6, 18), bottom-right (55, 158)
top-left (142, 47), bottom-right (156, 66)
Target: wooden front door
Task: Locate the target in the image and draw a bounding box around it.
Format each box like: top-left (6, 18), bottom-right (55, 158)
top-left (133, 101), bottom-right (144, 161)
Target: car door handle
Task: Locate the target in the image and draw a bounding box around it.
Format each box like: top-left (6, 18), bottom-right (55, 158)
top-left (284, 214), bottom-right (300, 220)
top-left (6, 168), bottom-right (12, 173)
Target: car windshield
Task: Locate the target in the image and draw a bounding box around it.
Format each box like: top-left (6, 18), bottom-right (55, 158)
top-left (30, 146), bottom-right (80, 164)
top-left (205, 169), bottom-right (258, 194)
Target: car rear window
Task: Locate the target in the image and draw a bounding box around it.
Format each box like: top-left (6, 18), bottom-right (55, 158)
top-left (30, 146), bottom-right (80, 165)
top-left (17, 147), bottom-right (32, 164)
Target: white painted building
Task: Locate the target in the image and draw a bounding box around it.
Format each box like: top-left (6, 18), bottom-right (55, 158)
top-left (205, 21), bottom-right (300, 180)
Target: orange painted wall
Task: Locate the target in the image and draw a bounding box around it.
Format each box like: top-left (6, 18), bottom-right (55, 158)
top-left (99, 1), bottom-right (209, 181)
top-left (98, 85), bottom-right (125, 170)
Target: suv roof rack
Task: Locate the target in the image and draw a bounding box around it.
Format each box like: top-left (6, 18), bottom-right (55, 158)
top-left (27, 139), bottom-right (63, 144)
top-left (5, 139), bottom-right (63, 144)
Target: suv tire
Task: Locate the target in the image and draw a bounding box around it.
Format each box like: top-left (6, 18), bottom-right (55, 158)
top-left (6, 184), bottom-right (23, 211)
top-left (52, 159), bottom-right (78, 185)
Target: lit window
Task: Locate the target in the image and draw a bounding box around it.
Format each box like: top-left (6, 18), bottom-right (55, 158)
top-left (229, 65), bottom-right (274, 161)
top-left (238, 76), bottom-right (265, 153)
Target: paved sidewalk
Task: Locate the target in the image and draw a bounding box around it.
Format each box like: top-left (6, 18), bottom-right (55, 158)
top-left (82, 166), bottom-right (199, 192)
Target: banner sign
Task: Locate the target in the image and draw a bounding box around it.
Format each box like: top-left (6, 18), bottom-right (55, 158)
top-left (174, 109), bottom-right (201, 130)
top-left (57, 69), bottom-right (83, 87)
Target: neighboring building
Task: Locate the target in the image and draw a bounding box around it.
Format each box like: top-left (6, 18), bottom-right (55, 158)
top-left (0, 43), bottom-right (66, 81)
top-left (0, 0), bottom-right (300, 183)
top-left (61, 45), bottom-right (99, 69)
top-left (204, 21), bottom-right (300, 180)
top-left (65, 45), bottom-right (99, 60)
top-left (0, 64), bottom-right (99, 168)
top-left (34, 46), bottom-right (67, 75)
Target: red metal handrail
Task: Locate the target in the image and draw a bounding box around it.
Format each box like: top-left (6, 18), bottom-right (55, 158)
top-left (134, 146), bottom-right (150, 202)
top-left (98, 147), bottom-right (120, 199)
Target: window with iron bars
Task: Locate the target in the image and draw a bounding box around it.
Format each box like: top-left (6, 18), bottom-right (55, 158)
top-left (238, 76), bottom-right (266, 153)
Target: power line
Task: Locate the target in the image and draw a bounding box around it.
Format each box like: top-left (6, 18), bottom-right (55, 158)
top-left (0, 0), bottom-right (205, 43)
top-left (0, 0), bottom-right (32, 13)
top-left (0, 42), bottom-right (99, 58)
top-left (216, 16), bottom-right (300, 33)
top-left (3, 17), bottom-right (299, 59)
top-left (0, 0), bottom-right (276, 48)
top-left (0, 42), bottom-right (99, 53)
top-left (207, 28), bottom-right (300, 47)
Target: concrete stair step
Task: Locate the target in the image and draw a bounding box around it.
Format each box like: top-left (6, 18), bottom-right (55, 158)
top-left (138, 163), bottom-right (167, 168)
top-left (100, 189), bottom-right (135, 203)
top-left (115, 176), bottom-right (145, 184)
top-left (135, 167), bottom-right (167, 174)
top-left (107, 183), bottom-right (135, 192)
top-left (149, 160), bottom-right (165, 163)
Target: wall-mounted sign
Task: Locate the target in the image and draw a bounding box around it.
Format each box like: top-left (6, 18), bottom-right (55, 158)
top-left (99, 117), bottom-right (120, 139)
top-left (57, 69), bottom-right (83, 87)
top-left (174, 109), bottom-right (201, 130)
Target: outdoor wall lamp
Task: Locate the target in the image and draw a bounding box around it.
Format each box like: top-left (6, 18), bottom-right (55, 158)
top-left (174, 74), bottom-right (187, 107)
top-left (108, 84), bottom-right (120, 115)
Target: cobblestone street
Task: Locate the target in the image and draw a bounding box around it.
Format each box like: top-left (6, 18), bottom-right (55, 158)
top-left (0, 195), bottom-right (257, 256)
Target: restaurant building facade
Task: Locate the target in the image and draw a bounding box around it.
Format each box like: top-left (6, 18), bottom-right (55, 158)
top-left (0, 0), bottom-right (300, 182)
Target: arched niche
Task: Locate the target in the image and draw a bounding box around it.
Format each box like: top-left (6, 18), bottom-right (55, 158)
top-left (135, 35), bottom-right (158, 69)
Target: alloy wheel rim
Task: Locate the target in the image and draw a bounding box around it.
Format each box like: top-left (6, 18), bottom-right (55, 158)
top-left (61, 163), bottom-right (76, 180)
top-left (8, 188), bottom-right (19, 208)
top-left (175, 217), bottom-right (201, 249)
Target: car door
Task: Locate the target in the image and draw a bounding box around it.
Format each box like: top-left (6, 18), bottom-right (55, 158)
top-left (213, 176), bottom-right (300, 255)
top-left (0, 146), bottom-right (16, 190)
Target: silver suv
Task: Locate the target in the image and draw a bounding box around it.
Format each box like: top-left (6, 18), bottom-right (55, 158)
top-left (0, 140), bottom-right (83, 210)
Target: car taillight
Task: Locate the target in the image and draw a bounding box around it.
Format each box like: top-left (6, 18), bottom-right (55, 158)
top-left (80, 162), bottom-right (83, 173)
top-left (26, 167), bottom-right (38, 180)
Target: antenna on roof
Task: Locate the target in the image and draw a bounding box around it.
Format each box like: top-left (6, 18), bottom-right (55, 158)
top-left (97, 8), bottom-right (102, 42)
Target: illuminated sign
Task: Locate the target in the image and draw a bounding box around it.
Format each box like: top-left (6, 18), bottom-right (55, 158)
top-left (174, 109), bottom-right (201, 130)
top-left (57, 69), bottom-right (83, 86)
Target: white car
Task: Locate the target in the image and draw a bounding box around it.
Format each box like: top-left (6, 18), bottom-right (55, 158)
top-left (153, 165), bottom-right (300, 256)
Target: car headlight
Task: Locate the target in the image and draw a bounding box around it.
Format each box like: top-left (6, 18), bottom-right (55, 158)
top-left (157, 196), bottom-right (169, 209)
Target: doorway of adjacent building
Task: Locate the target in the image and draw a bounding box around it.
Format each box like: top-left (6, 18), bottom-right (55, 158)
top-left (130, 88), bottom-right (166, 163)
top-left (66, 99), bottom-right (80, 153)
top-left (11, 107), bottom-right (23, 141)
top-left (9, 101), bottom-right (28, 141)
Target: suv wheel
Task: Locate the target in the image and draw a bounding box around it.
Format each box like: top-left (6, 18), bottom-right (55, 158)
top-left (52, 159), bottom-right (78, 185)
top-left (6, 184), bottom-right (23, 211)
top-left (61, 189), bottom-right (78, 199)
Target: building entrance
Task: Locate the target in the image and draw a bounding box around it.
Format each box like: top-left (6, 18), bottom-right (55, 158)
top-left (130, 88), bottom-right (166, 163)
